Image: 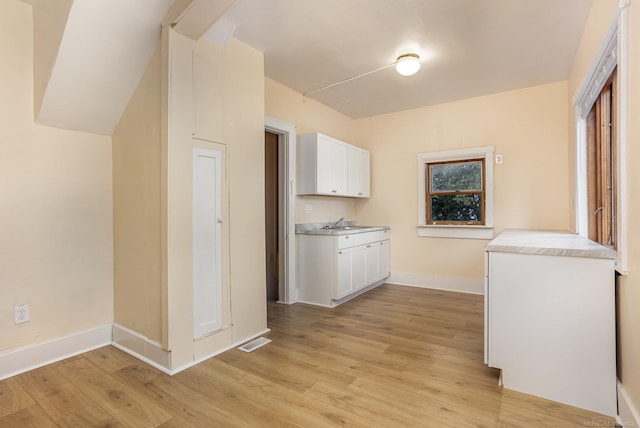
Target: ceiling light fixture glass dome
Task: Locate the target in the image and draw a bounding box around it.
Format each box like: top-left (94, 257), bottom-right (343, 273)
top-left (395, 53), bottom-right (421, 76)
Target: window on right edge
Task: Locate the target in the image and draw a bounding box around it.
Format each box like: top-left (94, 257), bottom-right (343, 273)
top-left (586, 68), bottom-right (617, 249)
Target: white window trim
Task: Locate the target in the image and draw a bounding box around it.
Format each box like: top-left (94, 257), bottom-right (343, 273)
top-left (573, 0), bottom-right (628, 274)
top-left (417, 146), bottom-right (495, 239)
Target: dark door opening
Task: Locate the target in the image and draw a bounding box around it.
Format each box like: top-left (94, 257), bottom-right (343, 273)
top-left (265, 131), bottom-right (279, 302)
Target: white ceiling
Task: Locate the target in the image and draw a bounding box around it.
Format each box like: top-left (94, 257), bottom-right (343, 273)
top-left (22, 0), bottom-right (593, 134)
top-left (206, 0), bottom-right (592, 119)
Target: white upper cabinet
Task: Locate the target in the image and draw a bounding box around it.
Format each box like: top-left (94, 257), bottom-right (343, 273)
top-left (347, 146), bottom-right (370, 198)
top-left (315, 134), bottom-right (348, 195)
top-left (297, 132), bottom-right (370, 198)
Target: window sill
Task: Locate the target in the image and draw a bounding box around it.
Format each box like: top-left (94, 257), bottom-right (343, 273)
top-left (417, 225), bottom-right (494, 240)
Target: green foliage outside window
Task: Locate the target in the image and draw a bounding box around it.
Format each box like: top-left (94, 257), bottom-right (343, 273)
top-left (427, 160), bottom-right (484, 224)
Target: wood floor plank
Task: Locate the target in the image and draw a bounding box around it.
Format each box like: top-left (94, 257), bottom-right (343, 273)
top-left (82, 345), bottom-right (142, 374)
top-left (112, 362), bottom-right (249, 427)
top-left (56, 404), bottom-right (124, 428)
top-left (193, 356), bottom-right (374, 427)
top-left (54, 357), bottom-right (172, 427)
top-left (0, 403), bottom-right (54, 428)
top-left (0, 377), bottom-right (34, 418)
top-left (14, 365), bottom-right (95, 423)
top-left (0, 284), bottom-right (616, 427)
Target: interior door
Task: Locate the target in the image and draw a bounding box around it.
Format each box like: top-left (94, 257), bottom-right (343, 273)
top-left (193, 148), bottom-right (223, 338)
top-left (265, 131), bottom-right (279, 301)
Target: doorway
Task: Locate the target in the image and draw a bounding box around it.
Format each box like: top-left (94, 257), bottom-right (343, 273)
top-left (265, 131), bottom-right (279, 302)
top-left (264, 116), bottom-right (296, 305)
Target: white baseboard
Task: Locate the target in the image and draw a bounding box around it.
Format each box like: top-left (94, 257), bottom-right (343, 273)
top-left (387, 271), bottom-right (484, 295)
top-left (0, 325), bottom-right (112, 381)
top-left (111, 323), bottom-right (172, 374)
top-left (169, 328), bottom-right (271, 375)
top-left (112, 325), bottom-right (273, 376)
top-left (618, 380), bottom-right (640, 428)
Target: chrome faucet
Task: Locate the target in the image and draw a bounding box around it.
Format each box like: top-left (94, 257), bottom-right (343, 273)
top-left (331, 216), bottom-right (345, 228)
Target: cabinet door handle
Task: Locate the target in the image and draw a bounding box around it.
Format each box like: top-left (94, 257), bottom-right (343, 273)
top-left (338, 251), bottom-right (342, 254)
top-left (366, 245), bottom-right (371, 248)
top-left (380, 242), bottom-right (384, 246)
top-left (331, 189), bottom-right (337, 193)
top-left (345, 236), bottom-right (349, 239)
top-left (358, 192), bottom-right (363, 195)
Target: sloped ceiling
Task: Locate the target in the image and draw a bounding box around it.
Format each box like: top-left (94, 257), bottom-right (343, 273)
top-left (30, 0), bottom-right (173, 135)
top-left (23, 0), bottom-right (592, 133)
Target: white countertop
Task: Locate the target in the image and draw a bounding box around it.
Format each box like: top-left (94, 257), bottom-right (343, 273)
top-left (486, 229), bottom-right (616, 259)
top-left (296, 224), bottom-right (389, 236)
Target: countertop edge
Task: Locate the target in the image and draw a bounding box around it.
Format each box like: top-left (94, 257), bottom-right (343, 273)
top-left (485, 229), bottom-right (617, 260)
top-left (296, 226), bottom-right (390, 236)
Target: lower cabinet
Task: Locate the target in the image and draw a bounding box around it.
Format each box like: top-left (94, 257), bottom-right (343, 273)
top-left (485, 230), bottom-right (617, 416)
top-left (297, 229), bottom-right (390, 307)
top-left (337, 245), bottom-right (366, 299)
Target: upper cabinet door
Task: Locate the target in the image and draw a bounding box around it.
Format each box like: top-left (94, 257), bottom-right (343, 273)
top-left (347, 146), bottom-right (370, 198)
top-left (316, 134), bottom-right (348, 195)
top-left (297, 132), bottom-right (370, 198)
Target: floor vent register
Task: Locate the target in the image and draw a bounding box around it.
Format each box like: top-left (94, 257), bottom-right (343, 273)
top-left (238, 337), bottom-right (272, 352)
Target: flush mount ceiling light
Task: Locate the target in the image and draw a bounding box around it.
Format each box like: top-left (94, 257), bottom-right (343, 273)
top-left (395, 53), bottom-right (421, 76)
top-left (303, 51), bottom-right (422, 97)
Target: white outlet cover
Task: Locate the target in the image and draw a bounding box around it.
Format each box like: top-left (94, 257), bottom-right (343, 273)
top-left (14, 304), bottom-right (30, 324)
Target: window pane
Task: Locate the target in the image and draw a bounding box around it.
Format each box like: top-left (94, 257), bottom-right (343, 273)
top-left (430, 194), bottom-right (482, 222)
top-left (430, 161), bottom-right (482, 192)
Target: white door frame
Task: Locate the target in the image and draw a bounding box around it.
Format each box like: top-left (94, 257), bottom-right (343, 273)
top-left (265, 116), bottom-right (297, 304)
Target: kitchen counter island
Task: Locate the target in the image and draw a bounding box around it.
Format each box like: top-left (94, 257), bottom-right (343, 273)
top-left (484, 229), bottom-right (616, 416)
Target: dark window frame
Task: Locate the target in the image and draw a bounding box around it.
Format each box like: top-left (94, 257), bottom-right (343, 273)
top-left (586, 68), bottom-right (617, 249)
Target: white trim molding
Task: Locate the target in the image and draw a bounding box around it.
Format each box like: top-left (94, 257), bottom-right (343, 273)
top-left (417, 146), bottom-right (495, 240)
top-left (169, 328), bottom-right (271, 375)
top-left (617, 380), bottom-right (640, 428)
top-left (574, 1), bottom-right (629, 274)
top-left (111, 323), bottom-right (172, 374)
top-left (0, 325), bottom-right (112, 381)
top-left (388, 271), bottom-right (484, 295)
top-left (264, 115), bottom-right (298, 303)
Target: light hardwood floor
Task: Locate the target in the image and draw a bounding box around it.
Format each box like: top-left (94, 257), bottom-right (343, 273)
top-left (0, 284), bottom-right (616, 427)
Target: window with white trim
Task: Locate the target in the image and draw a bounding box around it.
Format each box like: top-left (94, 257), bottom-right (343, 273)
top-left (574, 5), bottom-right (628, 273)
top-left (417, 146), bottom-right (494, 239)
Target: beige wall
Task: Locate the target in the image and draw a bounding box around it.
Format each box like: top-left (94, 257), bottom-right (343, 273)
top-left (164, 31), bottom-right (267, 368)
top-left (567, 0), bottom-right (640, 415)
top-left (0, 1), bottom-right (113, 352)
top-left (353, 82), bottom-right (570, 280)
top-left (265, 78), bottom-right (357, 224)
top-left (112, 45), bottom-right (163, 343)
top-left (621, 0), bottom-right (640, 408)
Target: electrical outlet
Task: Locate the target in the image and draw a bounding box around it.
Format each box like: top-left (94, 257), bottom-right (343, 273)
top-left (495, 154), bottom-right (503, 164)
top-left (14, 304), bottom-right (30, 324)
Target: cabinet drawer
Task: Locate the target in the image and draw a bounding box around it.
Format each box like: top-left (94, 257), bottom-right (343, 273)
top-left (354, 230), bottom-right (389, 246)
top-left (337, 234), bottom-right (356, 249)
top-left (337, 230), bottom-right (390, 249)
